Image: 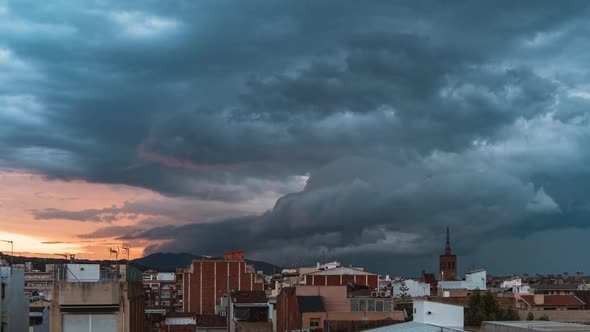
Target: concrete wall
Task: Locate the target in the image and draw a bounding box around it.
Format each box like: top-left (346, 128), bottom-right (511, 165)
top-left (0, 267), bottom-right (29, 332)
top-left (57, 281), bottom-right (120, 305)
top-left (50, 281), bottom-right (144, 332)
top-left (413, 300), bottom-right (463, 328)
top-left (517, 309), bottom-right (590, 323)
top-left (296, 286), bottom-right (349, 312)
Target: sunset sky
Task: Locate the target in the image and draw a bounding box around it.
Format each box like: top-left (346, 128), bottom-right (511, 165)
top-left (2, 1), bottom-right (590, 274)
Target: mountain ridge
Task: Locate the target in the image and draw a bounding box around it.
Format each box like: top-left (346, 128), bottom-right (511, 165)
top-left (130, 252), bottom-right (282, 275)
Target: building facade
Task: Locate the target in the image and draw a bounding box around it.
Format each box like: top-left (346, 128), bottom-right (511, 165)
top-left (178, 251), bottom-right (265, 315)
top-left (49, 263), bottom-right (144, 332)
top-left (0, 266), bottom-right (29, 332)
top-left (277, 285), bottom-right (403, 332)
top-left (438, 269), bottom-right (487, 297)
top-left (25, 271), bottom-right (54, 301)
top-left (303, 266), bottom-right (380, 290)
top-left (143, 271), bottom-right (179, 309)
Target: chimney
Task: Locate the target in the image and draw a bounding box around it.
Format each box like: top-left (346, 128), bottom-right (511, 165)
top-left (534, 294), bottom-right (544, 305)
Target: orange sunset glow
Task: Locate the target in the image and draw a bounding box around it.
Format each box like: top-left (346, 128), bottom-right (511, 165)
top-left (0, 170), bottom-right (160, 259)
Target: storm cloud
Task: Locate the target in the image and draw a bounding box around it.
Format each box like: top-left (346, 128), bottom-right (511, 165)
top-left (2, 0), bottom-right (590, 274)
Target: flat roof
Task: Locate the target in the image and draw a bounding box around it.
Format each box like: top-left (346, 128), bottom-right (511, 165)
top-left (482, 321), bottom-right (590, 331)
top-left (364, 321), bottom-right (465, 332)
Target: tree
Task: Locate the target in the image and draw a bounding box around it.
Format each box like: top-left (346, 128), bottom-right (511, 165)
top-left (465, 291), bottom-right (520, 326)
top-left (538, 314), bottom-right (550, 321)
top-left (502, 306), bottom-right (520, 321)
top-left (526, 312), bottom-right (535, 321)
top-left (395, 279), bottom-right (413, 321)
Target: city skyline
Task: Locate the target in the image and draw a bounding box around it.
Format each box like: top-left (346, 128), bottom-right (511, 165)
top-left (2, 1), bottom-right (590, 275)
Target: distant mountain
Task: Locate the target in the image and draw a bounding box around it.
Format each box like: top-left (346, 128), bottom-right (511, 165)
top-left (130, 252), bottom-right (282, 275)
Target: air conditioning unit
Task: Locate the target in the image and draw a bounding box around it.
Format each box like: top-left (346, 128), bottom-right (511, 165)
top-left (219, 310), bottom-right (226, 317)
top-left (379, 291), bottom-right (387, 297)
top-left (302, 329), bottom-right (310, 332)
top-left (371, 291), bottom-right (379, 297)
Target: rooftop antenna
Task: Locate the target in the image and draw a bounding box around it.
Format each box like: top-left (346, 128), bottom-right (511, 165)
top-left (109, 246), bottom-right (120, 278)
top-left (121, 243), bottom-right (130, 262)
top-left (0, 240), bottom-right (13, 267)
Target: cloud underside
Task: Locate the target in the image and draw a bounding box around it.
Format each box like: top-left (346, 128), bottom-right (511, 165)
top-left (2, 1), bottom-right (590, 273)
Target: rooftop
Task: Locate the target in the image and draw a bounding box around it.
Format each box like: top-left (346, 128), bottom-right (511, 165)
top-left (364, 321), bottom-right (465, 332)
top-left (482, 321), bottom-right (590, 331)
top-left (534, 284), bottom-right (581, 291)
top-left (305, 266), bottom-right (377, 276)
top-left (520, 295), bottom-right (585, 306)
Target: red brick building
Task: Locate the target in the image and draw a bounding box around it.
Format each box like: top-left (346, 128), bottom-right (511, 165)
top-left (178, 251), bottom-right (265, 315)
top-left (303, 267), bottom-right (380, 290)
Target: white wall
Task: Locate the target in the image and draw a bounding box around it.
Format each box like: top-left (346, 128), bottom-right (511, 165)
top-left (66, 264), bottom-right (100, 282)
top-left (465, 270), bottom-right (486, 290)
top-left (1, 267), bottom-right (29, 332)
top-left (156, 272), bottom-right (175, 281)
top-left (392, 280), bottom-right (430, 297)
top-left (166, 317), bottom-right (197, 325)
top-left (413, 300), bottom-right (463, 328)
top-left (500, 278), bottom-right (521, 288)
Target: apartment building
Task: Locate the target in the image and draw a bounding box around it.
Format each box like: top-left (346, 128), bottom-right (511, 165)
top-left (177, 251), bottom-right (265, 315)
top-left (143, 270), bottom-right (180, 309)
top-left (276, 285), bottom-right (403, 332)
top-left (0, 266), bottom-right (29, 332)
top-left (49, 264), bottom-right (144, 332)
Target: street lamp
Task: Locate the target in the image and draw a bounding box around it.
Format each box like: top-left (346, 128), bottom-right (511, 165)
top-left (0, 240), bottom-right (14, 267)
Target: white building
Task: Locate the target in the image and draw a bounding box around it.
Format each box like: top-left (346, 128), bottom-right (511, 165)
top-left (438, 269), bottom-right (487, 296)
top-left (363, 300), bottom-right (465, 332)
top-left (500, 278), bottom-right (530, 294)
top-left (413, 300), bottom-right (464, 328)
top-left (0, 266), bottom-right (29, 332)
top-left (392, 279), bottom-right (431, 297)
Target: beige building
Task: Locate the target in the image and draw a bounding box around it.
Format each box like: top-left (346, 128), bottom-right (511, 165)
top-left (49, 264), bottom-right (144, 332)
top-left (277, 285), bottom-right (404, 332)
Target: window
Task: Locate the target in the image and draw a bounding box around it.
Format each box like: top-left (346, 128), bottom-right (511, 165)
top-left (384, 300), bottom-right (391, 312)
top-left (376, 301), bottom-right (383, 312)
top-left (310, 318), bottom-right (320, 327)
top-left (351, 300), bottom-right (359, 312)
top-left (368, 300), bottom-right (375, 312)
top-left (359, 300), bottom-right (366, 312)
top-left (1, 283), bottom-right (5, 299)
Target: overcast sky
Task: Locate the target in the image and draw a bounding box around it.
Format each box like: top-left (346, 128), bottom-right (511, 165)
top-left (2, 0), bottom-right (590, 276)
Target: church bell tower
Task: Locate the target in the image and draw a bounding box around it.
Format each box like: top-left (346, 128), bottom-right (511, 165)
top-left (439, 226), bottom-right (457, 281)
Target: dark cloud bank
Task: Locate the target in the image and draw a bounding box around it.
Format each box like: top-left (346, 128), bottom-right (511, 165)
top-left (3, 1), bottom-right (590, 274)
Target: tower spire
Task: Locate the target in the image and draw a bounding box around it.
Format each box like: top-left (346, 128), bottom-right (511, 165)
top-left (445, 226), bottom-right (451, 255)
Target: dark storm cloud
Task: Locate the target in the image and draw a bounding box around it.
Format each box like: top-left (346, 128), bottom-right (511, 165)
top-left (3, 0), bottom-right (590, 273)
top-left (31, 206), bottom-right (121, 223)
